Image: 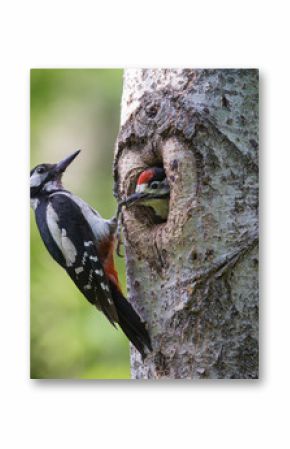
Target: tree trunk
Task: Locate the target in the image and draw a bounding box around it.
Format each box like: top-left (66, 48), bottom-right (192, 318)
top-left (114, 69), bottom-right (259, 379)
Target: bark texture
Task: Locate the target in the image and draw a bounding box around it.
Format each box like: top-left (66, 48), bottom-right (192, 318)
top-left (114, 69), bottom-right (258, 379)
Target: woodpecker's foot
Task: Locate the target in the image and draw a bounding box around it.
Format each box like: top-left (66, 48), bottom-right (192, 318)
top-left (108, 217), bottom-right (117, 234)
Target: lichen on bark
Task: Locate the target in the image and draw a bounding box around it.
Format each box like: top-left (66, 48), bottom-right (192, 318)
top-left (114, 69), bottom-right (259, 379)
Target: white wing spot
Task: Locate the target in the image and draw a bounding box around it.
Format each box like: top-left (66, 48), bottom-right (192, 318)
top-left (46, 204), bottom-right (78, 267)
top-left (107, 297), bottom-right (113, 305)
top-left (75, 267), bottom-right (84, 274)
top-left (84, 284), bottom-right (92, 290)
top-left (101, 282), bottom-right (110, 292)
top-left (84, 241), bottom-right (93, 247)
top-left (61, 228), bottom-right (77, 267)
top-left (30, 172), bottom-right (44, 188)
top-left (46, 203), bottom-right (62, 248)
top-left (89, 255), bottom-right (98, 262)
top-left (82, 252), bottom-right (88, 265)
top-left (95, 269), bottom-right (103, 276)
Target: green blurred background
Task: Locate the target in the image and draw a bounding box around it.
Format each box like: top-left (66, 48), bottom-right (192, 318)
top-left (30, 69), bottom-right (131, 379)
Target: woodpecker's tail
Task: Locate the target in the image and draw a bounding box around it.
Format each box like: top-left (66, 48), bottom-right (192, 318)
top-left (109, 281), bottom-right (152, 359)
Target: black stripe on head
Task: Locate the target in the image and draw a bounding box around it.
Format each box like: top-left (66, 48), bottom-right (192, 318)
top-left (30, 163), bottom-right (54, 177)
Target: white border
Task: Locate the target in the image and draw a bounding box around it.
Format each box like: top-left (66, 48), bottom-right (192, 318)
top-left (0, 1), bottom-right (289, 448)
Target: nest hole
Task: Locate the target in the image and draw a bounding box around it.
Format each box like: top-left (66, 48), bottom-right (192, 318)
top-left (118, 137), bottom-right (197, 265)
top-left (126, 162), bottom-right (170, 227)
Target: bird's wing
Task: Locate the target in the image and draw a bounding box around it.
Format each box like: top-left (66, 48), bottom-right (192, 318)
top-left (48, 193), bottom-right (118, 325)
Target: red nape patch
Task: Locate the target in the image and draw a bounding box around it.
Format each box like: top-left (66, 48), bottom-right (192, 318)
top-left (137, 169), bottom-right (155, 185)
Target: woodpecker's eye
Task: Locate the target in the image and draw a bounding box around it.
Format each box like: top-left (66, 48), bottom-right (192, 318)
top-left (36, 166), bottom-right (45, 174)
top-left (150, 181), bottom-right (160, 190)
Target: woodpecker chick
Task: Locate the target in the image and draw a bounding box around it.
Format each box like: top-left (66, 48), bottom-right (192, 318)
top-left (30, 150), bottom-right (152, 358)
top-left (120, 167), bottom-right (170, 221)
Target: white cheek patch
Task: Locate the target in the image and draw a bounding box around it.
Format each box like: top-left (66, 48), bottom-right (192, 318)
top-left (46, 203), bottom-right (77, 266)
top-left (30, 172), bottom-right (44, 187)
top-left (136, 183), bottom-right (146, 193)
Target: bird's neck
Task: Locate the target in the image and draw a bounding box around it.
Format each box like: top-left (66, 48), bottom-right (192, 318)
top-left (30, 181), bottom-right (65, 210)
top-left (43, 179), bottom-right (63, 193)
top-left (142, 198), bottom-right (169, 221)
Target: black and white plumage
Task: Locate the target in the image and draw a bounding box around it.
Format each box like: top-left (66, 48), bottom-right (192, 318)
top-left (30, 150), bottom-right (151, 358)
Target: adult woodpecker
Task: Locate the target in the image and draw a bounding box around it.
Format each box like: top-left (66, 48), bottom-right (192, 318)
top-left (30, 150), bottom-right (152, 358)
top-left (120, 167), bottom-right (170, 221)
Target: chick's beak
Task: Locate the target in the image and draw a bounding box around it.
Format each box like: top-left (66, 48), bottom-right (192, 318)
top-left (119, 192), bottom-right (149, 208)
top-left (119, 185), bottom-right (170, 209)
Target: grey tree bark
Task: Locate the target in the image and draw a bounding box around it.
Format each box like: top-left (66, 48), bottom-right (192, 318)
top-left (114, 69), bottom-right (259, 379)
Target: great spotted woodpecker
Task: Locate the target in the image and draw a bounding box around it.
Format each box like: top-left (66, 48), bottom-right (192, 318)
top-left (120, 168), bottom-right (170, 221)
top-left (30, 150), bottom-right (152, 358)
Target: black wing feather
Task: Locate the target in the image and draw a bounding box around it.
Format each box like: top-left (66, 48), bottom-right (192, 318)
top-left (49, 193), bottom-right (118, 324)
top-left (35, 199), bottom-right (66, 267)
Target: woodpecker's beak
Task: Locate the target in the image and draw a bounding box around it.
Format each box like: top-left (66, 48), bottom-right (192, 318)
top-left (54, 150), bottom-right (81, 175)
